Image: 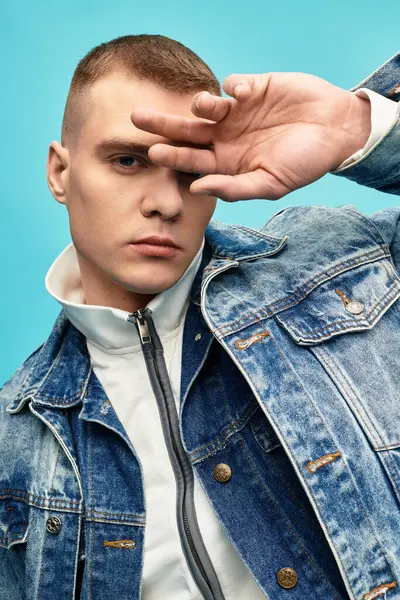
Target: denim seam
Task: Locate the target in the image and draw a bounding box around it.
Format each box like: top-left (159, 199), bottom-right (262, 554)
top-left (282, 280), bottom-right (400, 342)
top-left (316, 347), bottom-right (400, 497)
top-left (342, 208), bottom-right (397, 250)
top-left (269, 336), bottom-right (396, 587)
top-left (37, 498), bottom-right (51, 600)
top-left (210, 223), bottom-right (286, 249)
top-left (232, 223), bottom-right (285, 243)
top-left (85, 517), bottom-right (145, 527)
top-left (208, 261), bottom-right (275, 343)
top-left (72, 511), bottom-right (80, 600)
top-left (89, 521), bottom-right (94, 600)
top-left (217, 248), bottom-right (390, 337)
top-left (49, 443), bottom-right (61, 494)
top-left (316, 347), bottom-right (386, 450)
top-left (35, 376), bottom-right (89, 403)
top-left (376, 453), bottom-right (400, 507)
top-left (189, 399), bottom-right (259, 464)
top-left (86, 510), bottom-right (145, 525)
top-left (238, 438), bottom-right (343, 600)
top-left (28, 340), bottom-right (66, 402)
top-left (0, 491), bottom-right (81, 511)
top-left (12, 343), bottom-right (48, 406)
top-left (375, 442), bottom-right (400, 451)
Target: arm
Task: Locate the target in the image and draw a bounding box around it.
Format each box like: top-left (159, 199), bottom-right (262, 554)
top-left (130, 53), bottom-right (399, 201)
top-left (332, 51), bottom-right (400, 195)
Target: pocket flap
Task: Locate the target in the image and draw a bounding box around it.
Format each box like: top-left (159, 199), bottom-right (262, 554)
top-left (275, 259), bottom-right (400, 345)
top-left (0, 499), bottom-right (29, 549)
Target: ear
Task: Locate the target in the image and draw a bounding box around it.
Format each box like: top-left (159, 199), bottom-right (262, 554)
top-left (46, 141), bottom-right (71, 205)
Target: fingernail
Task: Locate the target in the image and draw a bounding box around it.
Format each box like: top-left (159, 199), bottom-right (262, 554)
top-left (194, 92), bottom-right (208, 110)
top-left (234, 84), bottom-right (243, 99)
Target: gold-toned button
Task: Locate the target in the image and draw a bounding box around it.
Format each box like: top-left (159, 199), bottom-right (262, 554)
top-left (345, 300), bottom-right (364, 315)
top-left (213, 463), bottom-right (232, 483)
top-left (277, 567), bottom-right (298, 589)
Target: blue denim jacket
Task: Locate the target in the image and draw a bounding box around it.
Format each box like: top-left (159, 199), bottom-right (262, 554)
top-left (1, 52), bottom-right (400, 600)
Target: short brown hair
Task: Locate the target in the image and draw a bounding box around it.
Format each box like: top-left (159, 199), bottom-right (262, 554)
top-left (61, 34), bottom-right (222, 149)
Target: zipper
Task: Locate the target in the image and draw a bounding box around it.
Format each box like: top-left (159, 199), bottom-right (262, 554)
top-left (128, 308), bottom-right (225, 600)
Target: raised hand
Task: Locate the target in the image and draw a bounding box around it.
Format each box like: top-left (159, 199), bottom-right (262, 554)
top-left (130, 72), bottom-right (371, 201)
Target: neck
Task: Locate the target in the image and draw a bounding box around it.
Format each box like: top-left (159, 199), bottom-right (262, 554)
top-left (77, 252), bottom-right (156, 313)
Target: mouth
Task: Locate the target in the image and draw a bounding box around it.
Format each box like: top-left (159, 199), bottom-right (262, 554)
top-left (128, 236), bottom-right (182, 258)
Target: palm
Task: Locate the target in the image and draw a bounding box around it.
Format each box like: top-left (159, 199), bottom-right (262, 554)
top-left (130, 72), bottom-right (368, 201)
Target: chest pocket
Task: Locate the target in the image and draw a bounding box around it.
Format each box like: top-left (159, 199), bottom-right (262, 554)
top-left (275, 257), bottom-right (400, 452)
top-left (0, 497), bottom-right (28, 594)
top-left (0, 498), bottom-right (29, 550)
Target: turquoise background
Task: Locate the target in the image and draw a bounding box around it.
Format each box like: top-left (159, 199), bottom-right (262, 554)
top-left (1, 1), bottom-right (399, 383)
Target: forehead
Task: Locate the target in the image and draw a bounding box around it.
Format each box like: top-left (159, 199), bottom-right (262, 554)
top-left (82, 72), bottom-right (197, 147)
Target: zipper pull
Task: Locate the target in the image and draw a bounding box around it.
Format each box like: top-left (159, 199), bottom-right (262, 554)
top-left (128, 308), bottom-right (152, 344)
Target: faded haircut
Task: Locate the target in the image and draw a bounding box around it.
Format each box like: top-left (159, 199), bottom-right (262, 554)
top-left (61, 34), bottom-right (222, 150)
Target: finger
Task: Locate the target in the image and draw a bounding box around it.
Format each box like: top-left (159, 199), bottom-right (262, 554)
top-left (222, 73), bottom-right (267, 102)
top-left (189, 168), bottom-right (289, 202)
top-left (191, 91), bottom-right (234, 122)
top-left (148, 143), bottom-right (217, 174)
top-left (131, 108), bottom-right (214, 144)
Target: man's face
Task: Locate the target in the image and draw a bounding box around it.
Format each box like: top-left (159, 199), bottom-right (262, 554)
top-left (50, 72), bottom-right (216, 310)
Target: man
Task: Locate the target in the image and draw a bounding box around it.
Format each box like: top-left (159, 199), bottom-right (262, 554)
top-left (0, 34), bottom-right (399, 600)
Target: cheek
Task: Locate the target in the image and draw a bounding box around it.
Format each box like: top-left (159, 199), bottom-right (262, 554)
top-left (186, 196), bottom-right (216, 230)
top-left (68, 165), bottom-right (139, 226)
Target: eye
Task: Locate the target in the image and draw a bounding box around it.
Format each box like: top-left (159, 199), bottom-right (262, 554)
top-left (180, 172), bottom-right (203, 180)
top-left (115, 155), bottom-right (142, 168)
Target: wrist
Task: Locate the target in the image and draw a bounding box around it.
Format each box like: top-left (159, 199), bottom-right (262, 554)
top-left (334, 94), bottom-right (372, 169)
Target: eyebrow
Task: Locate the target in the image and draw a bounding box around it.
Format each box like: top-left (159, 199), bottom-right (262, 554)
top-left (94, 136), bottom-right (213, 159)
top-left (95, 138), bottom-right (153, 157)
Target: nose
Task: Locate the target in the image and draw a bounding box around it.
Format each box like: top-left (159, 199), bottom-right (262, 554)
top-left (140, 168), bottom-right (184, 221)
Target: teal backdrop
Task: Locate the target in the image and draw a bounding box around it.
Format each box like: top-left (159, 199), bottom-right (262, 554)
top-left (0, 0), bottom-right (398, 383)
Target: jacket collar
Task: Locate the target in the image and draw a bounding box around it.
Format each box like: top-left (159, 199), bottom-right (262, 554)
top-left (6, 310), bottom-right (91, 413)
top-left (6, 220), bottom-right (287, 413)
top-left (204, 219), bottom-right (287, 261)
top-left (190, 220), bottom-right (288, 305)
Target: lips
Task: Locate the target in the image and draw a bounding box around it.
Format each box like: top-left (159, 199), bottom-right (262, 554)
top-left (127, 235), bottom-right (182, 258)
top-left (131, 236), bottom-right (181, 249)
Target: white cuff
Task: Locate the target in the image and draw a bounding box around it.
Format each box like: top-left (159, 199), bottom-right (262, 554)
top-left (332, 88), bottom-right (398, 172)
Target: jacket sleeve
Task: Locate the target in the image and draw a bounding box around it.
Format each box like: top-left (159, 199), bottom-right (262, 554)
top-left (361, 207), bottom-right (400, 277)
top-left (332, 51), bottom-right (400, 195)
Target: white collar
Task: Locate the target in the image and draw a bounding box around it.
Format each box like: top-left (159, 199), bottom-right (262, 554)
top-left (45, 240), bottom-right (204, 352)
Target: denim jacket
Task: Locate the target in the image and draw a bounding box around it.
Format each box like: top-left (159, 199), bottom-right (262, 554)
top-left (1, 52), bottom-right (400, 600)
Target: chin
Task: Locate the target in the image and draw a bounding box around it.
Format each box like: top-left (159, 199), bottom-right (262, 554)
top-left (122, 272), bottom-right (183, 295)
top-left (110, 257), bottom-right (190, 296)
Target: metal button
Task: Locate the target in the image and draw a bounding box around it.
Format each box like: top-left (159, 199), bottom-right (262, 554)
top-left (345, 300), bottom-right (364, 315)
top-left (213, 463), bottom-right (232, 483)
top-left (195, 333), bottom-right (202, 341)
top-left (277, 567), bottom-right (298, 589)
top-left (46, 516), bottom-right (62, 534)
